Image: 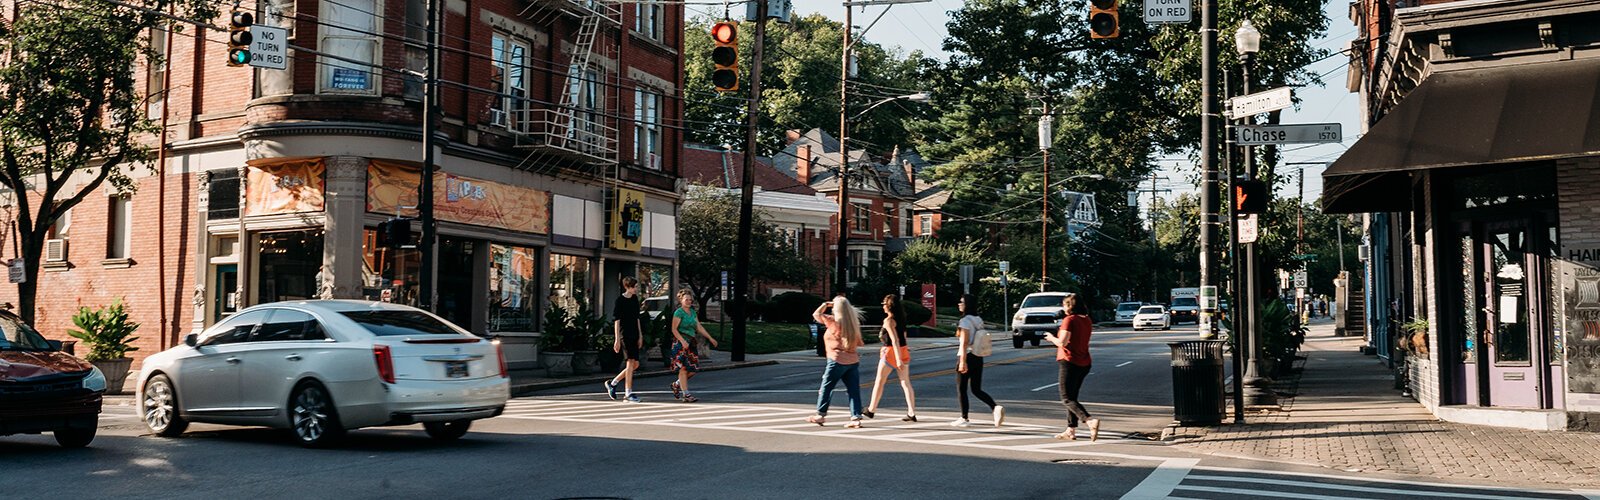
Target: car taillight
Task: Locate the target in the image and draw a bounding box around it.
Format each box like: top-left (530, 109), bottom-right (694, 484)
top-left (373, 344), bottom-right (395, 384)
top-left (493, 339), bottom-right (508, 378)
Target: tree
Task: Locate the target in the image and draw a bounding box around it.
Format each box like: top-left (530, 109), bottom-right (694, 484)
top-left (0, 0), bottom-right (216, 323)
top-left (676, 187), bottom-right (818, 317)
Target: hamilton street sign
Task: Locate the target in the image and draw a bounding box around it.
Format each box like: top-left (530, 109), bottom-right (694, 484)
top-left (1227, 86), bottom-right (1292, 118)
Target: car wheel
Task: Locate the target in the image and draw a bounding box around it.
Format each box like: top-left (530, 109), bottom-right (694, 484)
top-left (143, 374), bottom-right (188, 437)
top-left (289, 381), bottom-right (345, 448)
top-left (1012, 337), bottom-right (1024, 349)
top-left (54, 426), bottom-right (96, 448)
top-left (423, 420), bottom-right (472, 441)
top-left (1030, 337), bottom-right (1041, 347)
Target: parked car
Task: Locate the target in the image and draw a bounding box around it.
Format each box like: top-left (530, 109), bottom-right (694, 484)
top-left (136, 300), bottom-right (510, 447)
top-left (0, 309), bottom-right (106, 448)
top-left (1011, 292), bottom-right (1070, 348)
top-left (1132, 305), bottom-right (1172, 331)
top-left (1113, 302), bottom-right (1144, 326)
top-left (642, 296), bottom-right (669, 319)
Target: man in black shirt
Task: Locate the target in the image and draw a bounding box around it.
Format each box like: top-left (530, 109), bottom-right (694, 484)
top-left (605, 276), bottom-right (645, 402)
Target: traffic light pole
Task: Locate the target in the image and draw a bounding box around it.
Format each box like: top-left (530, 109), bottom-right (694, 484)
top-left (733, 0), bottom-right (769, 363)
top-left (834, 5), bottom-right (852, 299)
top-left (418, 0), bottom-right (440, 311)
top-left (1199, 0), bottom-right (1219, 343)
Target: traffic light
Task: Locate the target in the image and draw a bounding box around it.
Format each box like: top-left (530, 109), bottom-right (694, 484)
top-left (227, 10), bottom-right (254, 67)
top-left (379, 218), bottom-right (413, 248)
top-left (1235, 179), bottom-right (1268, 214)
top-left (1089, 0), bottom-right (1119, 39)
top-left (710, 21), bottom-right (738, 92)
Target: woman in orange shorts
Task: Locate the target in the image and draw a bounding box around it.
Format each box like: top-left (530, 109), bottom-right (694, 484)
top-left (865, 294), bottom-right (918, 422)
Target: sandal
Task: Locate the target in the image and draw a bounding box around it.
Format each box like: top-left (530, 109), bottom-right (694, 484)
top-left (1088, 419), bottom-right (1101, 442)
top-left (682, 394), bottom-right (699, 403)
top-left (1054, 429), bottom-right (1078, 440)
top-left (845, 418), bottom-right (863, 429)
top-left (902, 414), bottom-right (918, 422)
top-left (806, 415), bottom-right (826, 426)
top-left (670, 381), bottom-right (683, 400)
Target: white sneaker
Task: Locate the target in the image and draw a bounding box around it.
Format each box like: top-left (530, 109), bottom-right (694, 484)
top-left (993, 406), bottom-right (1006, 427)
top-left (951, 418), bottom-right (971, 428)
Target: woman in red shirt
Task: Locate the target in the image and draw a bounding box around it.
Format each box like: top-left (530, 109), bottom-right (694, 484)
top-left (1047, 294), bottom-right (1100, 441)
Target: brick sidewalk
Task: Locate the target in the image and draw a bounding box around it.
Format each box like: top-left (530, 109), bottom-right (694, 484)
top-left (1170, 320), bottom-right (1600, 488)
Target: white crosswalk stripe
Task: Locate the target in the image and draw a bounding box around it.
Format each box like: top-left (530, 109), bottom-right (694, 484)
top-left (1131, 466), bottom-right (1595, 500)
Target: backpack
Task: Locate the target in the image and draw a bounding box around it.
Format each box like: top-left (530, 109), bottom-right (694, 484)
top-left (970, 323), bottom-right (993, 357)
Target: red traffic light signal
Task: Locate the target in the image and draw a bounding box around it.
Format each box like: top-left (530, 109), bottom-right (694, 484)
top-left (711, 21), bottom-right (738, 92)
top-left (1235, 179), bottom-right (1268, 214)
top-left (227, 11), bottom-right (253, 67)
top-left (1089, 0), bottom-right (1119, 39)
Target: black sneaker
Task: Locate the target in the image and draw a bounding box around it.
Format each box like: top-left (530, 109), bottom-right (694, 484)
top-left (604, 380), bottom-right (618, 400)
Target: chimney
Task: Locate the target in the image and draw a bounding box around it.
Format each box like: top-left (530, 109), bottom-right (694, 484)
top-left (902, 160), bottom-right (915, 187)
top-left (797, 144), bottom-right (812, 183)
top-left (786, 129), bottom-right (803, 142)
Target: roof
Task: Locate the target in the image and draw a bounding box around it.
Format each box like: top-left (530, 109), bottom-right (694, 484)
top-left (681, 144), bottom-right (814, 194)
top-left (773, 128), bottom-right (919, 199)
top-left (1323, 57), bottom-right (1600, 213)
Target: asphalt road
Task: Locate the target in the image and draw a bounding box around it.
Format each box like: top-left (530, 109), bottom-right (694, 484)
top-left (5, 323), bottom-right (1594, 499)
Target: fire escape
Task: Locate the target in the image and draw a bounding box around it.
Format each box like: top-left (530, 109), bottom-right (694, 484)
top-left (514, 0), bottom-right (621, 174)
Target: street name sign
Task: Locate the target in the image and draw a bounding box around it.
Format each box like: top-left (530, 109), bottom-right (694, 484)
top-left (1234, 123), bottom-right (1342, 146)
top-left (1144, 0), bottom-right (1191, 23)
top-left (1228, 86), bottom-right (1292, 118)
top-left (250, 25), bottom-right (288, 70)
top-left (1237, 214), bottom-right (1258, 244)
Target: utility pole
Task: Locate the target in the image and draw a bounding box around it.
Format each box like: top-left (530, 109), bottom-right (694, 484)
top-left (834, 4), bottom-right (853, 298)
top-left (1038, 104), bottom-right (1052, 292)
top-left (1136, 173), bottom-right (1170, 303)
top-left (1198, 0), bottom-right (1220, 341)
top-left (418, 0), bottom-right (441, 311)
top-left (732, 0), bottom-right (770, 363)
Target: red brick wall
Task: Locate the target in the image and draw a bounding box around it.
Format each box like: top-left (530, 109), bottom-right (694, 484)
top-left (0, 173), bottom-right (198, 370)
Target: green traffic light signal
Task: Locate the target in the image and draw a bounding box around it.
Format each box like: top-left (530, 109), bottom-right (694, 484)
top-left (229, 49), bottom-right (251, 66)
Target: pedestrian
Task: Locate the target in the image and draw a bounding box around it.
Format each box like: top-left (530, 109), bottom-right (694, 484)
top-left (953, 294), bottom-right (1004, 428)
top-left (669, 289), bottom-right (718, 403)
top-left (865, 294), bottom-right (917, 422)
top-left (1048, 293), bottom-right (1100, 441)
top-left (806, 296), bottom-right (867, 428)
top-left (604, 276), bottom-right (645, 403)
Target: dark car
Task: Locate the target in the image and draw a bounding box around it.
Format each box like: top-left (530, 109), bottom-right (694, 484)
top-left (0, 310), bottom-right (106, 448)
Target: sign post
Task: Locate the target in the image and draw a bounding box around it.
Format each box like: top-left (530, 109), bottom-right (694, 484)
top-left (960, 264), bottom-right (974, 294)
top-left (999, 261), bottom-right (1010, 332)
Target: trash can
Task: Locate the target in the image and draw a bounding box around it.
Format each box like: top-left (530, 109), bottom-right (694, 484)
top-left (1169, 340), bottom-right (1225, 425)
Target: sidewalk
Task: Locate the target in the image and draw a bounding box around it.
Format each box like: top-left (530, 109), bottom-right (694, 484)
top-left (1168, 320), bottom-right (1600, 488)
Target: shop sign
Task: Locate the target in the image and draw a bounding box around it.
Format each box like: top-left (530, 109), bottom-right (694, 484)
top-left (1565, 256), bottom-right (1600, 394)
top-left (367, 160), bottom-right (550, 234)
top-left (610, 187), bottom-right (645, 252)
top-left (920, 284), bottom-right (937, 327)
top-left (245, 158), bottom-right (325, 216)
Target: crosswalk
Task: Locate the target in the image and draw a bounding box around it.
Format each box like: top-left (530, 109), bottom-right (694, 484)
top-left (500, 396), bottom-right (1150, 457)
top-left (1124, 463), bottom-right (1600, 500)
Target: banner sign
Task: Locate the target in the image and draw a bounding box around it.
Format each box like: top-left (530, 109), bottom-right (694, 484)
top-left (921, 284), bottom-right (938, 327)
top-left (245, 157), bottom-right (325, 216)
top-left (367, 160), bottom-right (550, 234)
top-left (610, 187), bottom-right (645, 252)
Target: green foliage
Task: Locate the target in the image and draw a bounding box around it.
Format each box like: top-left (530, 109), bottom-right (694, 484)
top-left (541, 304), bottom-right (605, 353)
top-left (766, 292), bottom-right (826, 324)
top-left (540, 306), bottom-right (573, 352)
top-left (1256, 298), bottom-right (1307, 363)
top-left (891, 239), bottom-right (990, 285)
top-left (678, 187), bottom-right (819, 313)
top-left (66, 300), bottom-right (141, 361)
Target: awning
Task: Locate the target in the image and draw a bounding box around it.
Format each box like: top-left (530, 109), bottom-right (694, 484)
top-left (1322, 57), bottom-right (1600, 213)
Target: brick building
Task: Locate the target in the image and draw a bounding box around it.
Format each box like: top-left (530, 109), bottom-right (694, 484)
top-left (1, 0), bottom-right (687, 371)
top-left (1327, 0), bottom-right (1600, 430)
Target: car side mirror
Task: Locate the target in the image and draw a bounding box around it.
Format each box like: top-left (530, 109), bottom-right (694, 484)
top-left (184, 333), bottom-right (199, 348)
top-left (46, 339), bottom-right (63, 351)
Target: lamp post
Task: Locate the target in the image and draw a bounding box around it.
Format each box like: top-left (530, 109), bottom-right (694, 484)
top-left (1235, 19), bottom-right (1275, 407)
top-left (835, 91), bottom-right (929, 297)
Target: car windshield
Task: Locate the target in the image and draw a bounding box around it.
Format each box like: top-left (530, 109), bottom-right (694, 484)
top-left (1139, 306), bottom-right (1165, 314)
top-left (1117, 303), bottom-right (1142, 312)
top-left (1172, 298), bottom-right (1198, 307)
top-left (341, 310), bottom-right (465, 336)
top-left (0, 314), bottom-right (52, 350)
top-left (1021, 295), bottom-right (1066, 308)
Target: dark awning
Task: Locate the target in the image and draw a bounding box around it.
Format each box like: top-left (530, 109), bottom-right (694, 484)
top-left (1322, 57), bottom-right (1600, 213)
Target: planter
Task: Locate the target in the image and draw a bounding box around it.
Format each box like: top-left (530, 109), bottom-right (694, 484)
top-left (573, 350), bottom-right (600, 375)
top-left (598, 349), bottom-right (622, 373)
top-left (540, 352), bottom-right (575, 377)
top-left (90, 358), bottom-right (133, 395)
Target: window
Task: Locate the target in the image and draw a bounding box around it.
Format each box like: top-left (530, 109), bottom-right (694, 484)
top-left (848, 249), bottom-right (865, 282)
top-left (319, 0), bottom-right (379, 94)
top-left (919, 215), bottom-right (933, 236)
top-left (489, 244), bottom-right (539, 332)
top-left (146, 25), bottom-right (168, 118)
top-left (342, 310), bottom-right (466, 336)
top-left (254, 309), bottom-right (326, 342)
top-left (203, 309), bottom-right (270, 346)
top-left (207, 169), bottom-right (241, 220)
top-left (106, 196), bottom-right (131, 260)
top-left (490, 33), bottom-right (530, 128)
top-left (566, 65), bottom-right (602, 147)
top-left (851, 203), bottom-right (870, 234)
top-left (549, 254), bottom-right (593, 315)
top-left (634, 89), bottom-right (662, 169)
top-left (882, 203), bottom-right (894, 235)
top-left (47, 205), bottom-right (70, 240)
top-left (902, 208), bottom-right (913, 237)
top-left (635, 3), bottom-right (663, 41)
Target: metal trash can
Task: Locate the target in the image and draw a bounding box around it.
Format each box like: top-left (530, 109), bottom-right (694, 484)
top-left (1169, 340), bottom-right (1226, 425)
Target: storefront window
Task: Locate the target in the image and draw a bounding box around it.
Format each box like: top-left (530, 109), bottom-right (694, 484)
top-left (637, 263), bottom-right (672, 316)
top-left (257, 229), bottom-right (325, 303)
top-left (549, 254), bottom-right (592, 314)
top-left (490, 244), bottom-right (540, 332)
top-left (362, 227), bottom-right (420, 306)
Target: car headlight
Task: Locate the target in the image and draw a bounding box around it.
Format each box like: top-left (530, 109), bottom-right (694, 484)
top-left (82, 366), bottom-right (107, 393)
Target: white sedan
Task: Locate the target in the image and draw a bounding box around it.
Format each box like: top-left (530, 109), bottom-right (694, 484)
top-left (1132, 305), bottom-right (1172, 331)
top-left (136, 300), bottom-right (510, 447)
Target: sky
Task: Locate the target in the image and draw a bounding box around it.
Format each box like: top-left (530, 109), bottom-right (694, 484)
top-left (692, 0), bottom-right (1360, 211)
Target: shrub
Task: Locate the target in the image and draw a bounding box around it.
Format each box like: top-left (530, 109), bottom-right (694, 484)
top-left (766, 292), bottom-right (826, 323)
top-left (66, 299), bottom-right (140, 361)
top-left (901, 299), bottom-right (932, 326)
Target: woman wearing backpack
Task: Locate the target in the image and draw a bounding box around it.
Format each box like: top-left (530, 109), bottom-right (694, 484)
top-left (953, 294), bottom-right (1004, 428)
top-left (1048, 293), bottom-right (1100, 441)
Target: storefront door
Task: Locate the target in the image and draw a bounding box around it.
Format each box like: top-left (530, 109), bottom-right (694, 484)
top-left (437, 237), bottom-right (476, 329)
top-left (1480, 220), bottom-right (1544, 408)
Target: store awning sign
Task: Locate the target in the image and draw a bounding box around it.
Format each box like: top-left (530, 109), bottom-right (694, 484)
top-left (610, 187), bottom-right (645, 252)
top-left (245, 157), bottom-right (325, 216)
top-left (367, 160), bottom-right (550, 234)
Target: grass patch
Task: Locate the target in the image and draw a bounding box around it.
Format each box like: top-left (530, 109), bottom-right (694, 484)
top-left (702, 321), bottom-right (822, 354)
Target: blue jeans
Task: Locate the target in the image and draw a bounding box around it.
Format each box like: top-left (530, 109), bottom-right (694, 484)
top-left (815, 360), bottom-right (862, 418)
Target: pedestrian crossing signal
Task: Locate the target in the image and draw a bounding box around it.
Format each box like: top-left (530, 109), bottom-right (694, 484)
top-left (1089, 0), bottom-right (1119, 39)
top-left (711, 21), bottom-right (738, 92)
top-left (1235, 180), bottom-right (1268, 214)
top-left (379, 218), bottom-right (413, 248)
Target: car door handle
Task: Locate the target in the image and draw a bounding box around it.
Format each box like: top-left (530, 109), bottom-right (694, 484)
top-left (285, 354), bottom-right (302, 361)
top-left (225, 357), bottom-right (241, 364)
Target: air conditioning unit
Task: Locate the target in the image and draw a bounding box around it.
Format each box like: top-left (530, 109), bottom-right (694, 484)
top-left (1358, 243), bottom-right (1371, 262)
top-left (45, 239), bottom-right (68, 262)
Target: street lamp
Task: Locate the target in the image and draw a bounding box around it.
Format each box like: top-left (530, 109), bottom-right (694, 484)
top-left (1234, 18), bottom-right (1275, 407)
top-left (836, 92), bottom-right (931, 297)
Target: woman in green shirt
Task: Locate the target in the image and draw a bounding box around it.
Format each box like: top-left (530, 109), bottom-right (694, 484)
top-left (670, 289), bottom-right (718, 402)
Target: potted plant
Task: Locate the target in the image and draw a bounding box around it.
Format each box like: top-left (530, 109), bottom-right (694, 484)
top-left (66, 299), bottom-right (140, 394)
top-left (539, 306), bottom-right (576, 377)
top-left (1401, 318), bottom-right (1430, 356)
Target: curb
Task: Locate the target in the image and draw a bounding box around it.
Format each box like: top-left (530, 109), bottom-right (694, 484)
top-left (511, 359), bottom-right (780, 396)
